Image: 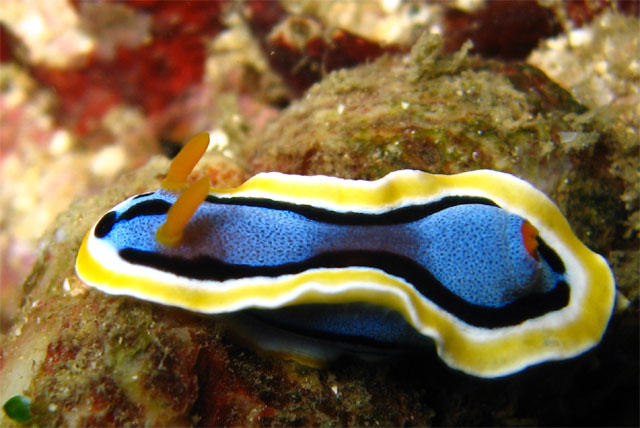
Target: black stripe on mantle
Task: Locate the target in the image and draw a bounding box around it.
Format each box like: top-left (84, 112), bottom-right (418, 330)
top-left (109, 194), bottom-right (500, 231)
top-left (119, 248), bottom-right (570, 329)
top-left (203, 194), bottom-right (499, 226)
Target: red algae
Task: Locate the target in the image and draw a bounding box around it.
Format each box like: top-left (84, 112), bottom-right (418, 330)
top-left (443, 0), bottom-right (562, 60)
top-left (565, 0), bottom-right (639, 27)
top-left (30, 1), bottom-right (227, 135)
top-left (245, 1), bottom-right (405, 96)
top-left (441, 0), bottom-right (639, 61)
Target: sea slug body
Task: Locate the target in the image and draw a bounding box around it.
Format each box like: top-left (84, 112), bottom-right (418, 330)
top-left (76, 133), bottom-right (616, 377)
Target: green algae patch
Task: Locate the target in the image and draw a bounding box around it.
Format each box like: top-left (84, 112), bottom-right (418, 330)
top-left (3, 396), bottom-right (33, 424)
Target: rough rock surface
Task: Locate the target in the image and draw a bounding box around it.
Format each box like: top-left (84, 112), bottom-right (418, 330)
top-left (1, 34), bottom-right (637, 427)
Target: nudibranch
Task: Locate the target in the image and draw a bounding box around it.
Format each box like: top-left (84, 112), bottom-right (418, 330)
top-left (75, 133), bottom-right (615, 378)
